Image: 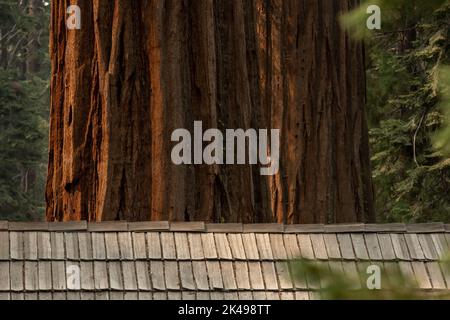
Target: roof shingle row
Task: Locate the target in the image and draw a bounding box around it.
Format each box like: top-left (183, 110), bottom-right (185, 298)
top-left (1, 231), bottom-right (449, 262)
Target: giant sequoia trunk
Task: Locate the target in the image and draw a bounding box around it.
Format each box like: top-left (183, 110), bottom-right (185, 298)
top-left (46, 0), bottom-right (375, 224)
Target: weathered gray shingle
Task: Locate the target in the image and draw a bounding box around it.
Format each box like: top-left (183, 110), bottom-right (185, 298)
top-left (210, 292), bottom-right (224, 300)
top-left (238, 291), bottom-right (253, 300)
top-left (108, 261), bottom-right (123, 290)
top-left (323, 234), bottom-right (341, 259)
top-left (310, 234), bottom-right (328, 260)
top-left (11, 293), bottom-right (24, 300)
top-left (175, 233), bottom-right (190, 260)
top-left (241, 233), bottom-right (259, 260)
top-left (124, 292), bottom-right (138, 300)
top-left (37, 232), bottom-right (52, 260)
top-left (266, 291), bottom-right (280, 300)
top-left (132, 233), bottom-right (147, 260)
top-left (38, 261), bottom-right (52, 291)
top-left (234, 261), bottom-right (251, 290)
top-left (337, 234), bottom-right (355, 260)
top-left (391, 234), bottom-right (411, 261)
top-left (24, 261), bottom-right (38, 291)
top-left (152, 292), bottom-right (167, 300)
top-left (0, 262), bottom-right (10, 291)
top-left (91, 233), bottom-right (106, 260)
top-left (215, 234), bottom-right (232, 260)
top-left (298, 234), bottom-right (314, 260)
top-left (65, 233), bottom-right (79, 260)
top-left (295, 291), bottom-right (309, 300)
top-left (53, 292), bottom-right (66, 300)
top-left (405, 234), bottom-right (425, 260)
top-left (147, 233), bottom-right (162, 259)
top-left (253, 291), bottom-right (266, 300)
top-left (206, 261), bottom-right (223, 289)
top-left (427, 262), bottom-right (446, 289)
top-left (80, 261), bottom-right (95, 290)
top-left (224, 292), bottom-right (238, 300)
top-left (280, 292), bottom-right (294, 300)
top-left (179, 261), bottom-right (196, 290)
top-left (351, 234), bottom-right (369, 260)
top-left (261, 262), bottom-right (279, 290)
top-left (0, 293), bottom-right (10, 301)
top-left (78, 233), bottom-right (92, 260)
top-left (105, 233), bottom-right (120, 260)
top-left (275, 262), bottom-right (293, 290)
top-left (138, 292), bottom-right (152, 300)
top-left (150, 261), bottom-right (165, 290)
top-left (119, 233), bottom-right (134, 260)
top-left (431, 234), bottom-right (449, 259)
top-left (51, 261), bottom-right (66, 290)
top-left (440, 261), bottom-right (450, 289)
top-left (256, 234), bottom-right (273, 260)
top-left (135, 261), bottom-right (151, 290)
top-left (192, 261), bottom-right (209, 290)
top-left (25, 293), bottom-right (38, 300)
top-left (220, 261), bottom-right (237, 290)
top-left (188, 234), bottom-right (204, 260)
top-left (164, 261), bottom-right (180, 290)
top-left (228, 234), bottom-right (246, 260)
top-left (270, 234), bottom-right (287, 260)
top-left (109, 292), bottom-right (123, 300)
top-left (284, 234), bottom-right (301, 259)
top-left (0, 232), bottom-right (9, 260)
top-left (161, 233), bottom-right (176, 260)
top-left (122, 261), bottom-right (137, 291)
top-left (81, 292), bottom-right (95, 301)
top-left (201, 233), bottom-right (218, 259)
top-left (248, 262), bottom-right (265, 290)
top-left (365, 234), bottom-right (383, 260)
top-left (10, 232), bottom-right (23, 260)
top-left (418, 234), bottom-right (438, 260)
top-left (377, 234), bottom-right (396, 260)
top-left (196, 292), bottom-right (210, 300)
top-left (412, 262), bottom-right (432, 289)
top-left (51, 233), bottom-right (65, 260)
top-left (93, 261), bottom-right (108, 290)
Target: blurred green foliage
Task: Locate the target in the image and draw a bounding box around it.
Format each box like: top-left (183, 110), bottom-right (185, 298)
top-left (344, 0), bottom-right (450, 222)
top-left (0, 0), bottom-right (50, 221)
top-left (290, 258), bottom-right (450, 300)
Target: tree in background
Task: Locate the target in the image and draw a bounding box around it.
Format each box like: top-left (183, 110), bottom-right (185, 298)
top-left (0, 0), bottom-right (50, 221)
top-left (343, 0), bottom-right (450, 222)
top-left (46, 0), bottom-right (375, 223)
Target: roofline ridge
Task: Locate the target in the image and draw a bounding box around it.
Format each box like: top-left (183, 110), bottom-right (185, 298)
top-left (0, 221), bottom-right (447, 233)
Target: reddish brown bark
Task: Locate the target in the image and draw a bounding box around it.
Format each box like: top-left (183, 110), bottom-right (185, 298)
top-left (46, 0), bottom-right (375, 223)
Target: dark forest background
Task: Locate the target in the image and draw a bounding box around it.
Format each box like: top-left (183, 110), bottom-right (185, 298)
top-left (0, 0), bottom-right (449, 222)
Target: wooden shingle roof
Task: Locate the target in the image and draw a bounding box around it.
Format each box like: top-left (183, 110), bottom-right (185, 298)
top-left (0, 221), bottom-right (449, 300)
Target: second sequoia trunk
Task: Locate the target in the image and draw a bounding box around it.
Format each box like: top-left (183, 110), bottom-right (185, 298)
top-left (46, 0), bottom-right (375, 224)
